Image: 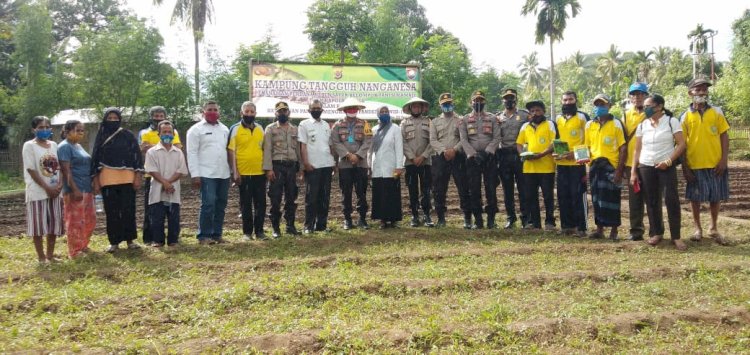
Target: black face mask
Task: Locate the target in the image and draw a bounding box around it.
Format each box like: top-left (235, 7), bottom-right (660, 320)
top-left (561, 103), bottom-right (578, 116)
top-left (277, 114), bottom-right (289, 123)
top-left (504, 100), bottom-right (516, 109)
top-left (473, 102), bottom-right (485, 112)
top-left (149, 119), bottom-right (161, 130)
top-left (310, 110), bottom-right (322, 119)
top-left (531, 115), bottom-right (545, 124)
top-left (242, 115), bottom-right (255, 125)
top-left (411, 112), bottom-right (421, 118)
top-left (102, 120), bottom-right (121, 133)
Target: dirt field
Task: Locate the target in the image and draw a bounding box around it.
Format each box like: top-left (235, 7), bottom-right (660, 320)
top-left (1, 163), bottom-right (749, 237)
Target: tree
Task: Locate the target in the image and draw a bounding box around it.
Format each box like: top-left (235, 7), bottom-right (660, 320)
top-left (715, 10), bottom-right (750, 122)
top-left (233, 29), bottom-right (281, 88)
top-left (521, 0), bottom-right (581, 118)
top-left (48, 0), bottom-right (129, 42)
top-left (596, 44), bottom-right (621, 94)
top-left (358, 0), bottom-right (429, 64)
top-left (633, 50), bottom-right (653, 82)
top-left (421, 33), bottom-right (474, 115)
top-left (153, 0), bottom-right (214, 104)
top-left (518, 52), bottom-right (547, 101)
top-left (304, 0), bottom-right (372, 64)
top-left (688, 23), bottom-right (716, 79)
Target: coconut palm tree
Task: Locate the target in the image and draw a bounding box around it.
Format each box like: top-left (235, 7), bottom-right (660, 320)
top-left (596, 44), bottom-right (621, 93)
top-left (650, 46), bottom-right (670, 87)
top-left (633, 50), bottom-right (653, 82)
top-left (518, 51), bottom-right (547, 99)
top-left (688, 24), bottom-right (716, 78)
top-left (153, 0), bottom-right (214, 104)
top-left (521, 0), bottom-right (582, 118)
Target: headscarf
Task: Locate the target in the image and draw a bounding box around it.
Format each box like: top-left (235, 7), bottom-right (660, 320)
top-left (90, 108), bottom-right (144, 176)
top-left (372, 106), bottom-right (392, 153)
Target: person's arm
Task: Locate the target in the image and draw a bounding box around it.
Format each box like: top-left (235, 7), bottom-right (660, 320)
top-left (186, 125), bottom-right (201, 188)
top-left (355, 122), bottom-right (372, 162)
top-left (615, 144), bottom-right (627, 184)
top-left (263, 126), bottom-right (275, 181)
top-left (459, 119), bottom-right (477, 158)
top-left (173, 129), bottom-right (183, 150)
top-left (716, 131), bottom-right (729, 176)
top-left (394, 126), bottom-right (404, 177)
top-left (630, 136), bottom-right (642, 185)
top-left (330, 124), bottom-right (348, 159)
top-left (486, 116), bottom-right (502, 154)
top-left (429, 119), bottom-right (446, 155)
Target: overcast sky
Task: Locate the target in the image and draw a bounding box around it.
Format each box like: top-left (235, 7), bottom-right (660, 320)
top-left (124, 0), bottom-right (750, 74)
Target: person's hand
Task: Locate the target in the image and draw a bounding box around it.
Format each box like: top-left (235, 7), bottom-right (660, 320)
top-left (297, 170), bottom-right (304, 181)
top-left (266, 170), bottom-right (276, 182)
top-left (304, 162), bottom-right (314, 172)
top-left (93, 182), bottom-right (101, 195)
top-left (614, 170), bottom-right (623, 185)
top-left (656, 161), bottom-right (670, 170)
top-left (444, 148), bottom-right (456, 161)
top-left (563, 151), bottom-right (574, 160)
top-left (715, 158), bottom-right (728, 176)
top-left (133, 178), bottom-right (142, 191)
top-left (232, 172), bottom-right (241, 185)
top-left (525, 153), bottom-right (539, 161)
top-left (393, 168), bottom-right (404, 178)
top-left (348, 153), bottom-right (360, 165)
top-left (629, 171), bottom-right (639, 186)
top-left (140, 142), bottom-right (153, 152)
top-left (162, 181), bottom-right (174, 193)
top-left (683, 167), bottom-right (696, 183)
top-left (192, 177), bottom-right (201, 189)
top-left (413, 156), bottom-right (425, 166)
top-left (45, 185), bottom-right (60, 199)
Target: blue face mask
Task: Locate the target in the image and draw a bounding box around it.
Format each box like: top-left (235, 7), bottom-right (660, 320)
top-left (441, 104), bottom-right (454, 113)
top-left (35, 129), bottom-right (53, 140)
top-left (593, 106), bottom-right (609, 118)
top-left (378, 113), bottom-right (391, 124)
top-left (160, 134), bottom-right (174, 144)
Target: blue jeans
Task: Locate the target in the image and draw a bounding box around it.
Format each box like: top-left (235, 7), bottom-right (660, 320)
top-left (150, 202), bottom-right (181, 244)
top-left (198, 177), bottom-right (230, 241)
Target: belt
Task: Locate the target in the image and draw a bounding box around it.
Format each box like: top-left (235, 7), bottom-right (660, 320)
top-left (499, 147), bottom-right (518, 153)
top-left (272, 160), bottom-right (297, 166)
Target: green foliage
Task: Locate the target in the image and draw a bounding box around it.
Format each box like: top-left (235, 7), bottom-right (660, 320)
top-left (421, 33), bottom-right (474, 116)
top-left (305, 0), bottom-right (373, 63)
top-left (714, 10), bottom-right (750, 122)
top-left (521, 0), bottom-right (582, 45)
top-left (47, 0), bottom-right (129, 42)
top-left (358, 0), bottom-right (429, 65)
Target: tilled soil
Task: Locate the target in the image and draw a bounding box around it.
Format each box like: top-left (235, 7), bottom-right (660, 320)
top-left (1, 164), bottom-right (748, 237)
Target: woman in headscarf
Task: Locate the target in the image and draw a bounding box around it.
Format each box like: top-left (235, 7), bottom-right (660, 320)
top-left (58, 120), bottom-right (95, 258)
top-left (369, 106), bottom-right (404, 229)
top-left (90, 108), bottom-right (143, 252)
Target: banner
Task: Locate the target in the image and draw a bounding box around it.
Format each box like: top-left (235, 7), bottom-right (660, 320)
top-left (250, 62), bottom-right (421, 120)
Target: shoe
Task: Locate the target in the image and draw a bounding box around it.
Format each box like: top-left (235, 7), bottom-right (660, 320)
top-left (503, 221), bottom-right (515, 230)
top-left (410, 215), bottom-right (420, 227)
top-left (167, 243), bottom-right (179, 247)
top-left (647, 235), bottom-right (663, 246)
top-left (215, 238), bottom-right (230, 244)
top-left (286, 225), bottom-right (300, 236)
top-left (272, 227), bottom-right (281, 239)
top-left (303, 228), bottom-right (314, 235)
top-left (544, 224), bottom-right (556, 232)
top-left (609, 230), bottom-right (619, 242)
top-left (423, 214), bottom-right (435, 227)
top-left (199, 239), bottom-right (217, 245)
top-left (436, 217), bottom-right (446, 227)
top-left (576, 230), bottom-right (587, 238)
top-left (463, 214), bottom-right (473, 229)
top-left (380, 221), bottom-right (388, 230)
top-left (343, 218), bottom-right (354, 230)
top-left (388, 221), bottom-right (399, 229)
top-left (628, 235), bottom-right (644, 241)
top-left (473, 215), bottom-right (484, 230)
top-left (486, 214), bottom-right (497, 229)
top-left (357, 217), bottom-right (369, 230)
top-left (673, 239), bottom-right (688, 251)
top-left (242, 234), bottom-right (253, 242)
top-left (588, 231), bottom-right (604, 239)
top-left (151, 243), bottom-right (164, 248)
top-left (256, 231), bottom-right (269, 241)
top-left (126, 242), bottom-right (141, 250)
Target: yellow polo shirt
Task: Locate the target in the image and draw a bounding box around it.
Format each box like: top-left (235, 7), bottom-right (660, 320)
top-left (227, 122), bottom-right (264, 176)
top-left (623, 107), bottom-right (646, 167)
top-left (555, 114), bottom-right (586, 166)
top-left (516, 120), bottom-right (556, 174)
top-left (585, 118), bottom-right (625, 168)
top-left (681, 105), bottom-right (729, 170)
top-left (139, 127), bottom-right (182, 146)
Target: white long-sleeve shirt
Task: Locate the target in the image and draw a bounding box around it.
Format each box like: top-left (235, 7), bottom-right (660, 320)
top-left (186, 119), bottom-right (231, 179)
top-left (368, 123), bottom-right (404, 178)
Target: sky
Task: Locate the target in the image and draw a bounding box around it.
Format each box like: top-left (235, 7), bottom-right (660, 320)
top-left (124, 0), bottom-right (750, 74)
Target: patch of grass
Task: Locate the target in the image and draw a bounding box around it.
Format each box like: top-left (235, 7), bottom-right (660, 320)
top-left (0, 171), bottom-right (23, 193)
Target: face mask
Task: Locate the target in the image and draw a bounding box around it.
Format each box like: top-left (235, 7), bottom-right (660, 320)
top-left (692, 95), bottom-right (708, 104)
top-left (160, 134), bottom-right (174, 144)
top-left (102, 120), bottom-right (121, 132)
top-left (277, 114), bottom-right (289, 123)
top-left (561, 103), bottom-right (578, 116)
top-left (204, 111), bottom-right (219, 124)
top-left (345, 112), bottom-right (357, 118)
top-left (504, 100), bottom-right (516, 109)
top-left (441, 104), bottom-right (454, 113)
top-left (35, 129), bottom-right (53, 140)
top-left (411, 111), bottom-right (421, 118)
top-left (473, 102), bottom-right (485, 112)
top-left (644, 106), bottom-right (656, 118)
top-left (593, 106), bottom-right (609, 118)
top-left (149, 119), bottom-right (162, 130)
top-left (531, 115), bottom-right (545, 124)
top-left (242, 115), bottom-right (255, 125)
top-left (378, 113), bottom-right (391, 124)
top-left (310, 110), bottom-right (323, 119)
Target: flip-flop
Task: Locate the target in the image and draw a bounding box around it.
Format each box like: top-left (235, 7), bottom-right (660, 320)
top-left (690, 230), bottom-right (703, 242)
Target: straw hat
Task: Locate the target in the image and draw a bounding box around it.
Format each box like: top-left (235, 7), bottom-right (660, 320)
top-left (337, 97), bottom-right (366, 111)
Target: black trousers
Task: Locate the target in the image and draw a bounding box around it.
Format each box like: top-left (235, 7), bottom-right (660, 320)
top-left (431, 152), bottom-right (470, 216)
top-left (239, 175), bottom-right (267, 236)
top-left (304, 167), bottom-right (333, 231)
top-left (338, 167), bottom-right (368, 218)
top-left (639, 165), bottom-right (682, 240)
top-left (149, 202), bottom-right (180, 245)
top-left (625, 169), bottom-right (646, 237)
top-left (524, 173), bottom-right (556, 228)
top-left (405, 164), bottom-right (432, 216)
top-left (556, 165), bottom-right (587, 231)
top-left (101, 183), bottom-right (137, 245)
top-left (467, 153), bottom-right (498, 215)
top-left (497, 149), bottom-right (528, 225)
top-left (142, 177), bottom-right (153, 243)
top-left (268, 161), bottom-right (299, 226)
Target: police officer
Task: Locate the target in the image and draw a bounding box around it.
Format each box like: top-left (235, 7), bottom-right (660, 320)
top-left (496, 89), bottom-right (529, 229)
top-left (430, 93), bottom-right (470, 228)
top-left (401, 97), bottom-right (434, 227)
top-left (263, 101), bottom-right (301, 238)
top-left (459, 90), bottom-right (502, 229)
top-left (330, 97), bottom-right (373, 230)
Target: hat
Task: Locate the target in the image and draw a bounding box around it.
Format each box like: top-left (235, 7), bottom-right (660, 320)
top-left (525, 100), bottom-right (545, 111)
top-left (402, 97), bottom-right (429, 114)
top-left (337, 97), bottom-right (366, 111)
top-left (438, 93), bottom-right (454, 104)
top-left (628, 82), bottom-right (649, 95)
top-left (688, 77), bottom-right (712, 89)
top-left (592, 94), bottom-right (611, 105)
top-left (501, 88), bottom-right (518, 98)
top-left (275, 101), bottom-right (289, 111)
top-left (471, 90), bottom-right (486, 100)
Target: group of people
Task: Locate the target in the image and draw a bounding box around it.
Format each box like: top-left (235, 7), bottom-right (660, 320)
top-left (22, 77), bottom-right (730, 262)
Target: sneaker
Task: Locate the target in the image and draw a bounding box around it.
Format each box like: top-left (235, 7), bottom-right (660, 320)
top-left (544, 224), bottom-right (556, 232)
top-left (167, 243), bottom-right (179, 247)
top-left (242, 234), bottom-right (253, 242)
top-left (198, 239), bottom-right (217, 245)
top-left (215, 238), bottom-right (230, 244)
top-left (126, 242), bottom-right (141, 250)
top-left (151, 243), bottom-right (164, 248)
top-left (105, 245), bottom-right (119, 253)
top-left (627, 234), bottom-right (644, 241)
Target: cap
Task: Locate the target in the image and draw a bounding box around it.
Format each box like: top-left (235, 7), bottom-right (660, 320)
top-left (592, 94), bottom-right (611, 105)
top-left (337, 97), bottom-right (366, 111)
top-left (438, 93), bottom-right (453, 104)
top-left (501, 88), bottom-right (518, 99)
top-left (275, 101), bottom-right (289, 111)
top-left (688, 77), bottom-right (712, 89)
top-left (525, 100), bottom-right (545, 111)
top-left (402, 97), bottom-right (430, 114)
top-left (471, 90), bottom-right (486, 100)
top-left (628, 82), bottom-right (649, 95)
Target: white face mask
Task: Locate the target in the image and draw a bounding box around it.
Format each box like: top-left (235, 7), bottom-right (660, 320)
top-left (345, 112), bottom-right (357, 118)
top-left (692, 95), bottom-right (708, 104)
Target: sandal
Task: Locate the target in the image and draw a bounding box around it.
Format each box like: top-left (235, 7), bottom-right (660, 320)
top-left (690, 230), bottom-right (703, 242)
top-left (647, 235), bottom-right (663, 246)
top-left (673, 239), bottom-right (687, 251)
top-left (708, 231), bottom-right (729, 246)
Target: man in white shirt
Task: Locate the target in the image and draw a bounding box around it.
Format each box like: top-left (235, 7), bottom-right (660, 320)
top-left (186, 100), bottom-right (231, 244)
top-left (298, 99), bottom-right (336, 234)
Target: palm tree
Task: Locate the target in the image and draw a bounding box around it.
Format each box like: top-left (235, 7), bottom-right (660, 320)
top-left (633, 50), bottom-right (653, 82)
top-left (596, 44), bottom-right (621, 93)
top-left (153, 0), bottom-right (214, 104)
top-left (518, 51), bottom-right (547, 99)
top-left (687, 24), bottom-right (716, 78)
top-left (521, 0), bottom-right (582, 118)
top-left (650, 46), bottom-right (670, 87)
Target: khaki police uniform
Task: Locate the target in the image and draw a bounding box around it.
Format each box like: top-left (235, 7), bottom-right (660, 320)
top-left (401, 97), bottom-right (433, 225)
top-left (330, 113), bottom-right (373, 224)
top-left (263, 103), bottom-right (301, 233)
top-left (496, 88), bottom-right (530, 227)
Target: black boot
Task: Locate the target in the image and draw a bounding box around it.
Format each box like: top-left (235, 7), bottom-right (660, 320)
top-left (486, 213), bottom-right (497, 229)
top-left (357, 215), bottom-right (369, 230)
top-left (463, 212), bottom-right (473, 229)
top-left (286, 223), bottom-right (300, 236)
top-left (343, 216), bottom-right (354, 230)
top-left (410, 213), bottom-right (420, 227)
top-left (436, 212), bottom-right (446, 227)
top-left (473, 213), bottom-right (484, 230)
top-left (423, 213), bottom-right (434, 227)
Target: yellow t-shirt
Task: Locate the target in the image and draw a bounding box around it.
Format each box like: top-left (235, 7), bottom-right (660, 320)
top-left (585, 118), bottom-right (626, 168)
top-left (139, 127), bottom-right (182, 146)
top-left (681, 105), bottom-right (729, 170)
top-left (227, 122), bottom-right (264, 176)
top-left (516, 120), bottom-right (557, 174)
top-left (623, 108), bottom-right (646, 167)
top-left (555, 114), bottom-right (586, 166)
